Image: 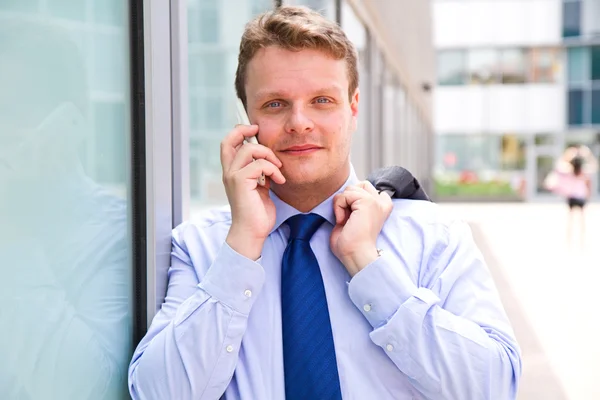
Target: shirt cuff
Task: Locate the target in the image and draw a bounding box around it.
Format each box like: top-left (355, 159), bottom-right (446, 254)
top-left (347, 254), bottom-right (418, 328)
top-left (198, 242), bottom-right (265, 315)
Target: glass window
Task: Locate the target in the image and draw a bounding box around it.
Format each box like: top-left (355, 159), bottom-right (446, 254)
top-left (582, 0), bottom-right (600, 38)
top-left (567, 47), bottom-right (589, 84)
top-left (591, 46), bottom-right (600, 81)
top-left (1, 0), bottom-right (38, 12)
top-left (534, 133), bottom-right (555, 146)
top-left (563, 1), bottom-right (581, 38)
top-left (592, 89), bottom-right (600, 124)
top-left (529, 48), bottom-right (561, 83)
top-left (500, 48), bottom-right (527, 84)
top-left (48, 0), bottom-right (86, 21)
top-left (187, 0), bottom-right (274, 212)
top-left (568, 89), bottom-right (585, 125)
top-left (188, 0), bottom-right (220, 44)
top-left (434, 134), bottom-right (523, 198)
top-left (437, 50), bottom-right (466, 85)
top-left (251, 0), bottom-right (274, 16)
top-left (500, 134), bottom-right (526, 170)
top-left (467, 49), bottom-right (499, 84)
top-left (0, 4), bottom-right (133, 399)
top-left (94, 0), bottom-right (126, 26)
top-left (287, 0), bottom-right (336, 21)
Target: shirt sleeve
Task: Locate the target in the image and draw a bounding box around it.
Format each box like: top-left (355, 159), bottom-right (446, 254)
top-left (347, 220), bottom-right (522, 400)
top-left (128, 227), bottom-right (265, 400)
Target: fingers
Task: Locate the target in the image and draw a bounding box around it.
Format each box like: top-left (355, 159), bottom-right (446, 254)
top-left (355, 180), bottom-right (379, 196)
top-left (333, 193), bottom-right (352, 225)
top-left (334, 181), bottom-right (393, 225)
top-left (220, 124), bottom-right (260, 168)
top-left (229, 143), bottom-right (282, 173)
top-left (243, 159), bottom-right (286, 185)
top-left (224, 158), bottom-right (285, 187)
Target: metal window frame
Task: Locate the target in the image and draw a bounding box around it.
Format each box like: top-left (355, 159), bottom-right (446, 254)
top-left (143, 0), bottom-right (174, 325)
top-left (171, 0), bottom-right (191, 227)
top-left (130, 0), bottom-right (148, 343)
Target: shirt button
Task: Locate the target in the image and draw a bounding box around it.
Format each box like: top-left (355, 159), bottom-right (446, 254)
top-left (386, 344), bottom-right (394, 352)
top-left (244, 290), bottom-right (252, 298)
top-left (363, 304), bottom-right (372, 312)
top-left (226, 345), bottom-right (234, 353)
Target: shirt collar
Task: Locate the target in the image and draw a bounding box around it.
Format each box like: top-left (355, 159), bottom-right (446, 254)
top-left (269, 164), bottom-right (360, 235)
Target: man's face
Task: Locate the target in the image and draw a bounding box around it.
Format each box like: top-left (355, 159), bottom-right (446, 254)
top-left (245, 46), bottom-right (359, 188)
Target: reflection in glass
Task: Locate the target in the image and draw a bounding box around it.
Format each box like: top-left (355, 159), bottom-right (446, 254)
top-left (288, 0), bottom-right (336, 21)
top-left (434, 134), bottom-right (526, 198)
top-left (591, 46), bottom-right (600, 81)
top-left (501, 135), bottom-right (526, 170)
top-left (529, 48), bottom-right (561, 83)
top-left (0, 3), bottom-right (133, 399)
top-left (437, 50), bottom-right (466, 85)
top-left (582, 0), bottom-right (600, 38)
top-left (592, 89), bottom-right (600, 124)
top-left (568, 89), bottom-right (585, 125)
top-left (536, 155), bottom-right (555, 194)
top-left (563, 1), bottom-right (581, 38)
top-left (468, 49), bottom-right (499, 84)
top-left (568, 47), bottom-right (589, 84)
top-left (500, 48), bottom-right (527, 84)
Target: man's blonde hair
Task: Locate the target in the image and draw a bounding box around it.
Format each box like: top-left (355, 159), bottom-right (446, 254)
top-left (235, 5), bottom-right (359, 107)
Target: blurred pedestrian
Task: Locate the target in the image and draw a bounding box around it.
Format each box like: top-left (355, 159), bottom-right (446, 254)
top-left (546, 146), bottom-right (593, 249)
top-left (563, 156), bottom-right (591, 248)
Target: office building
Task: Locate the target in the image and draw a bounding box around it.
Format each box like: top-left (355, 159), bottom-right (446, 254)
top-left (433, 0), bottom-right (600, 201)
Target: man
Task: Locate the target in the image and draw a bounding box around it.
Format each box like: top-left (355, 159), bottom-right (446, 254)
top-left (129, 6), bottom-right (521, 400)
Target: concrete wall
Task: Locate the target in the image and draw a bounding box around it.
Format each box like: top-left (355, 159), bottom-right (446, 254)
top-left (349, 0), bottom-right (436, 125)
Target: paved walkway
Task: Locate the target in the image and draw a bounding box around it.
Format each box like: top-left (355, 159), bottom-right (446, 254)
top-left (438, 202), bottom-right (600, 400)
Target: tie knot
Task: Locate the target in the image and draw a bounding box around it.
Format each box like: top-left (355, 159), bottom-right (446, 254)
top-left (286, 213), bottom-right (325, 241)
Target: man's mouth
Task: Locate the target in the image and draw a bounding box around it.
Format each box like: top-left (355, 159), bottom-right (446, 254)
top-left (281, 145), bottom-right (322, 155)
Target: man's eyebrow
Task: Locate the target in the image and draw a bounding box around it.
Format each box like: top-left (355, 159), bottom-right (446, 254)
top-left (253, 85), bottom-right (345, 101)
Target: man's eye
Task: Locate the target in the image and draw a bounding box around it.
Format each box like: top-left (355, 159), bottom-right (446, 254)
top-left (266, 101), bottom-right (282, 108)
top-left (315, 97), bottom-right (331, 104)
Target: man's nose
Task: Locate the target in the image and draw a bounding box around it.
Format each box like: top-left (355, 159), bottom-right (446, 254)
top-left (284, 105), bottom-right (314, 134)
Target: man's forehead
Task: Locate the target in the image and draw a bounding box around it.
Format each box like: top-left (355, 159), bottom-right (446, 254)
top-left (245, 47), bottom-right (349, 100)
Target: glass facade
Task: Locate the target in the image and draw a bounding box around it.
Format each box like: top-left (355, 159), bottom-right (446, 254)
top-left (434, 134), bottom-right (526, 198)
top-left (0, 1), bottom-right (134, 399)
top-left (438, 47), bottom-right (563, 86)
top-left (563, 0), bottom-right (581, 38)
top-left (500, 48), bottom-right (527, 84)
top-left (566, 46), bottom-right (600, 126)
top-left (437, 50), bottom-right (467, 85)
top-left (563, 0), bottom-right (600, 39)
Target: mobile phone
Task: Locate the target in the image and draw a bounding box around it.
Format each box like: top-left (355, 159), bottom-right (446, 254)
top-left (235, 98), bottom-right (266, 186)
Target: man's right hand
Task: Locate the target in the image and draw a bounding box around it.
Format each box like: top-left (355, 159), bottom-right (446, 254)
top-left (221, 124), bottom-right (285, 260)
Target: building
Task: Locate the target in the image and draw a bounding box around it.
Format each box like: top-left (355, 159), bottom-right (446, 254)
top-left (433, 0), bottom-right (600, 201)
top-left (0, 0), bottom-right (433, 397)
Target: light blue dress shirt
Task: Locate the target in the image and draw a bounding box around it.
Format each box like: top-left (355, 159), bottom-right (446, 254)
top-left (128, 166), bottom-right (522, 400)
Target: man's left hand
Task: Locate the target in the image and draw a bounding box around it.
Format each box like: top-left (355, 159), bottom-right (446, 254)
top-left (330, 181), bottom-right (393, 277)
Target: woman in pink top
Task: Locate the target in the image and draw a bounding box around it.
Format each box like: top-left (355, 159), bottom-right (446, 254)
top-left (561, 157), bottom-right (591, 248)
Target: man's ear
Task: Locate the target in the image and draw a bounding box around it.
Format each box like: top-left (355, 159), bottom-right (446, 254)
top-left (350, 88), bottom-right (359, 131)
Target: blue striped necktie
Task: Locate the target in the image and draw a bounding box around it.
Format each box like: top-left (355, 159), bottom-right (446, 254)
top-left (281, 213), bottom-right (342, 400)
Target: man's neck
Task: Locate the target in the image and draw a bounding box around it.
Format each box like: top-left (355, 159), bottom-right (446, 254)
top-left (272, 165), bottom-right (351, 213)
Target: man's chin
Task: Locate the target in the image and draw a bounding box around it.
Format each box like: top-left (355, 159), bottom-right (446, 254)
top-left (274, 172), bottom-right (321, 188)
